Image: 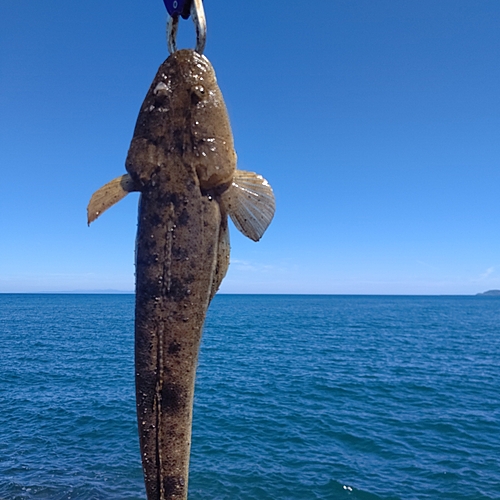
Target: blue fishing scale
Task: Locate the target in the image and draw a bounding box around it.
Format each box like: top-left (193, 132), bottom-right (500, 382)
top-left (163, 0), bottom-right (192, 19)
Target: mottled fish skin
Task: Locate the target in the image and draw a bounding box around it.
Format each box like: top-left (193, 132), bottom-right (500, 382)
top-left (87, 48), bottom-right (274, 500)
top-left (127, 50), bottom-right (235, 500)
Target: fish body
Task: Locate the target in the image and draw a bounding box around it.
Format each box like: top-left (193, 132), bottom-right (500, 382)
top-left (129, 50), bottom-right (232, 499)
top-left (88, 49), bottom-right (274, 500)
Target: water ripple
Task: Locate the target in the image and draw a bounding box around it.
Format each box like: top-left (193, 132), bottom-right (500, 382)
top-left (1, 294), bottom-right (499, 499)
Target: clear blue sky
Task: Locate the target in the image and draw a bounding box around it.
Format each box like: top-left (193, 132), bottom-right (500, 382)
top-left (1, 0), bottom-right (500, 294)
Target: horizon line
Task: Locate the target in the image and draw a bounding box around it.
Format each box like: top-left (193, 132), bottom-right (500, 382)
top-left (1, 291), bottom-right (499, 297)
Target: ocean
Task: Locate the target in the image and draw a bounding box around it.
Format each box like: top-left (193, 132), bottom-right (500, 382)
top-left (0, 294), bottom-right (499, 500)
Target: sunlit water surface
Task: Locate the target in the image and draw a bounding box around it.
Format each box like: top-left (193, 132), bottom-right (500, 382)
top-left (0, 294), bottom-right (499, 500)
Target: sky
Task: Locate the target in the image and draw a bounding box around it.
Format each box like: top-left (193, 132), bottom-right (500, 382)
top-left (1, 0), bottom-right (500, 295)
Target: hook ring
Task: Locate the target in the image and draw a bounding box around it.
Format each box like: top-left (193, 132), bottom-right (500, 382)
top-left (167, 0), bottom-right (206, 54)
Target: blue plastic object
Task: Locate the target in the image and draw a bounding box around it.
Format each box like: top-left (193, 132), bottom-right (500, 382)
top-left (163, 0), bottom-right (191, 19)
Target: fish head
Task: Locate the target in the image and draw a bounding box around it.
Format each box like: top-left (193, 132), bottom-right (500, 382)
top-left (126, 50), bottom-right (236, 194)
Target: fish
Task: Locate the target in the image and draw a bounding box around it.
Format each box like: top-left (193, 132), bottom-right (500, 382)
top-left (87, 49), bottom-right (275, 500)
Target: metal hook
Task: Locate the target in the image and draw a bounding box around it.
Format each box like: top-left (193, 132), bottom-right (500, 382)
top-left (167, 0), bottom-right (206, 55)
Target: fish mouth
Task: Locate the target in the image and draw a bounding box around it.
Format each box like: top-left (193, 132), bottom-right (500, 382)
top-left (167, 49), bottom-right (214, 86)
top-left (171, 48), bottom-right (209, 68)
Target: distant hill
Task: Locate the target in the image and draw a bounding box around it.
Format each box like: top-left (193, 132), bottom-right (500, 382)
top-left (476, 290), bottom-right (500, 296)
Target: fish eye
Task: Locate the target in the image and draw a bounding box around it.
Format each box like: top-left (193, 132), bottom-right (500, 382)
top-left (191, 85), bottom-right (205, 105)
top-left (153, 82), bottom-right (169, 95)
top-left (153, 82), bottom-right (170, 106)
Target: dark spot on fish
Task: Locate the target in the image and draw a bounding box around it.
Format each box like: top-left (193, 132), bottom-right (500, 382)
top-left (205, 179), bottom-right (232, 197)
top-left (152, 192), bottom-right (169, 208)
top-left (205, 243), bottom-right (214, 257)
top-left (190, 93), bottom-right (201, 106)
top-left (150, 212), bottom-right (162, 227)
top-left (177, 208), bottom-right (190, 226)
top-left (168, 341), bottom-right (181, 355)
top-left (137, 276), bottom-right (162, 300)
top-left (190, 86), bottom-right (204, 105)
top-left (136, 231), bottom-right (158, 254)
top-left (172, 246), bottom-right (188, 261)
top-left (185, 179), bottom-right (197, 193)
top-left (173, 128), bottom-right (184, 152)
top-left (168, 276), bottom-right (191, 301)
top-left (149, 171), bottom-right (171, 186)
top-left (169, 192), bottom-right (179, 206)
top-left (162, 476), bottom-right (185, 497)
top-left (144, 131), bottom-right (162, 150)
top-left (161, 383), bottom-right (185, 414)
top-left (154, 92), bottom-right (168, 107)
top-left (153, 191), bottom-right (179, 212)
top-left (136, 248), bottom-right (156, 267)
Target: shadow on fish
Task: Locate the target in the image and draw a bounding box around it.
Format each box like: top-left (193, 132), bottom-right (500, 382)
top-left (87, 49), bottom-right (275, 500)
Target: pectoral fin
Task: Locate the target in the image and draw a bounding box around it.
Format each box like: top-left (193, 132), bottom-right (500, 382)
top-left (219, 170), bottom-right (275, 242)
top-left (87, 174), bottom-right (139, 225)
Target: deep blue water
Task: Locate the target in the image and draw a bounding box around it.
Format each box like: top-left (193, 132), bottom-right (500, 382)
top-left (0, 294), bottom-right (499, 500)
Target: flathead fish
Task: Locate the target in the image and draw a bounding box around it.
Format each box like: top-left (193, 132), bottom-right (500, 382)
top-left (87, 49), bottom-right (275, 500)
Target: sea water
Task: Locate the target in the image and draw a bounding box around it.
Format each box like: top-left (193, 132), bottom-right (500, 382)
top-left (0, 294), bottom-right (499, 500)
